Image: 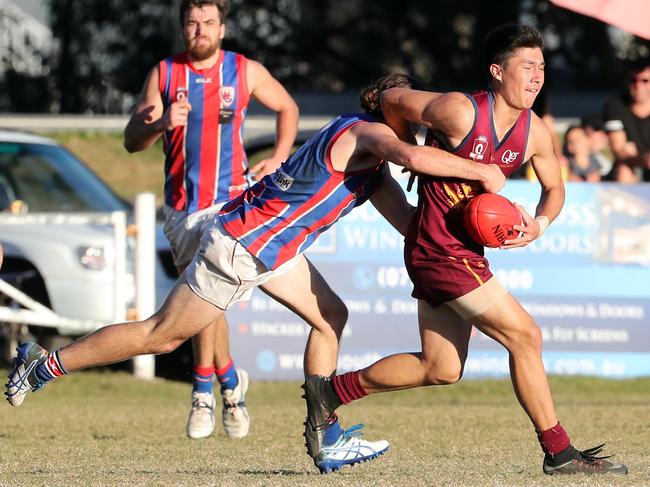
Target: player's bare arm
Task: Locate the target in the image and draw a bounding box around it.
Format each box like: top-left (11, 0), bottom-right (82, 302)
top-left (369, 171), bottom-right (415, 236)
top-left (503, 115), bottom-right (565, 248)
top-left (248, 60), bottom-right (299, 180)
top-left (349, 122), bottom-right (505, 193)
top-left (380, 88), bottom-right (474, 145)
top-left (124, 66), bottom-right (192, 153)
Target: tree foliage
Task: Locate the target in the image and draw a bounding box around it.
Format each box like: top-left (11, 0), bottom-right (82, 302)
top-left (2, 0), bottom-right (648, 113)
top-left (47, 0), bottom-right (173, 113)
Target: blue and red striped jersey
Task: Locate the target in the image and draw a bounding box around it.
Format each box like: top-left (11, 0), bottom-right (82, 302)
top-left (219, 114), bottom-right (386, 270)
top-left (158, 50), bottom-right (250, 212)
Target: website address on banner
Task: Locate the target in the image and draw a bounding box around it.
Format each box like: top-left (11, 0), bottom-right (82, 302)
top-left (464, 351), bottom-right (650, 378)
top-left (276, 352), bottom-right (383, 371)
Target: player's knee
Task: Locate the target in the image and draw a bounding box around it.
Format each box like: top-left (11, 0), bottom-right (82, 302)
top-left (152, 338), bottom-right (184, 355)
top-left (322, 299), bottom-right (348, 337)
top-left (423, 361), bottom-right (464, 385)
top-left (141, 317), bottom-right (186, 355)
top-left (509, 322), bottom-right (543, 355)
top-left (523, 323), bottom-right (542, 350)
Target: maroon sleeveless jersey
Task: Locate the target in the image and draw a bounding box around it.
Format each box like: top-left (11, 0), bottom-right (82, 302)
top-left (405, 90), bottom-right (531, 306)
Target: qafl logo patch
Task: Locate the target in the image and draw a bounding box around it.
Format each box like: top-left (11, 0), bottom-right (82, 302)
top-left (469, 135), bottom-right (488, 161)
top-left (501, 149), bottom-right (519, 164)
top-left (220, 86), bottom-right (235, 107)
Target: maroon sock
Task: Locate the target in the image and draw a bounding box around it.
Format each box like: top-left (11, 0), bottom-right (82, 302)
top-left (537, 421), bottom-right (571, 456)
top-left (332, 371), bottom-right (368, 404)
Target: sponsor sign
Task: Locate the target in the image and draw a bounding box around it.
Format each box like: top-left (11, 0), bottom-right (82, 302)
top-left (228, 180), bottom-right (650, 379)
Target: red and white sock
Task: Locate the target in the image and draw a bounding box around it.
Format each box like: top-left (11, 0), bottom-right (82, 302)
top-left (35, 349), bottom-right (67, 383)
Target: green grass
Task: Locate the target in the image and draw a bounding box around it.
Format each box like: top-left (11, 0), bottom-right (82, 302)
top-left (45, 132), bottom-right (166, 204)
top-left (42, 131), bottom-right (277, 205)
top-left (0, 372), bottom-right (648, 486)
top-left (26, 132), bottom-right (647, 484)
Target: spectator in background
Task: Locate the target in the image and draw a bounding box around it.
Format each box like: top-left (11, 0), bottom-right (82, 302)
top-left (124, 0), bottom-right (299, 440)
top-left (603, 58), bottom-right (650, 183)
top-left (564, 125), bottom-right (601, 182)
top-left (580, 113), bottom-right (612, 177)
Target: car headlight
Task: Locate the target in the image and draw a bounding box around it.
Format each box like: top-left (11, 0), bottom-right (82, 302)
top-left (77, 245), bottom-right (107, 271)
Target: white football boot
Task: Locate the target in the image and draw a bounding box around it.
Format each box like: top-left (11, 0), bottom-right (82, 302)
top-left (315, 423), bottom-right (389, 474)
top-left (186, 391), bottom-right (216, 439)
top-left (221, 369), bottom-right (250, 439)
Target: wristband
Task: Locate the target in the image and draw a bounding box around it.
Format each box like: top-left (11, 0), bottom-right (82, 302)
top-left (535, 216), bottom-right (549, 237)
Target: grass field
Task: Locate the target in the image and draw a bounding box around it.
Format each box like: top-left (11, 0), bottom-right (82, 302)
top-left (43, 131), bottom-right (276, 204)
top-left (0, 372), bottom-right (648, 486)
top-left (23, 133), bottom-right (647, 485)
top-left (46, 132), bottom-right (165, 203)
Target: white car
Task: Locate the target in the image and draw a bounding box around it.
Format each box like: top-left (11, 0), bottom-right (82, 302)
top-left (0, 130), bottom-right (176, 360)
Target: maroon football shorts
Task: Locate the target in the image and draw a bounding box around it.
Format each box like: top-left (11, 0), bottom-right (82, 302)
top-left (405, 242), bottom-right (494, 308)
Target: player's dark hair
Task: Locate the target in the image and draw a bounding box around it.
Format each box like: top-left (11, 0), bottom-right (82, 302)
top-left (359, 73), bottom-right (422, 118)
top-left (483, 24), bottom-right (543, 73)
top-left (179, 0), bottom-right (229, 26)
top-left (625, 57), bottom-right (650, 75)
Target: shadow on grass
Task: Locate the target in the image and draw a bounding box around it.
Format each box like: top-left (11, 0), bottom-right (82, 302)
top-left (240, 468), bottom-right (312, 476)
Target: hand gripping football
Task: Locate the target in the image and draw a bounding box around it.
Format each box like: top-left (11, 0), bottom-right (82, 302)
top-left (463, 193), bottom-right (523, 248)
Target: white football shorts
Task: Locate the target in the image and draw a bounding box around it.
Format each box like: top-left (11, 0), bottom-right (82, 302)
top-left (162, 203), bottom-right (225, 270)
top-left (185, 219), bottom-right (300, 310)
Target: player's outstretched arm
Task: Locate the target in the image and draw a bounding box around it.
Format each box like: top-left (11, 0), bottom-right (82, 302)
top-left (379, 89), bottom-right (473, 140)
top-left (353, 123), bottom-right (505, 193)
top-left (248, 60), bottom-right (299, 180)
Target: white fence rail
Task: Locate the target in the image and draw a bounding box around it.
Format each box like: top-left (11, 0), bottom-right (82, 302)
top-left (0, 114), bottom-right (579, 137)
top-left (0, 195), bottom-right (157, 378)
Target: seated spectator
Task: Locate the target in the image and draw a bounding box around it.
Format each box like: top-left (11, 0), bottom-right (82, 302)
top-left (580, 113), bottom-right (613, 176)
top-left (603, 58), bottom-right (650, 183)
top-left (564, 125), bottom-right (602, 182)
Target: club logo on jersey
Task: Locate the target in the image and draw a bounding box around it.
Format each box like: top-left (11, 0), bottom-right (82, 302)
top-left (175, 87), bottom-right (188, 102)
top-left (501, 150), bottom-right (519, 164)
top-left (469, 135), bottom-right (488, 161)
top-left (272, 170), bottom-right (294, 191)
top-left (220, 86), bottom-right (235, 107)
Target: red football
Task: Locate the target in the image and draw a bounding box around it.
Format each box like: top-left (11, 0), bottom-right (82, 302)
top-left (463, 193), bottom-right (523, 248)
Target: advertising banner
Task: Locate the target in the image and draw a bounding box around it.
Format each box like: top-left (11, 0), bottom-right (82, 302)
top-left (228, 176), bottom-right (650, 380)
